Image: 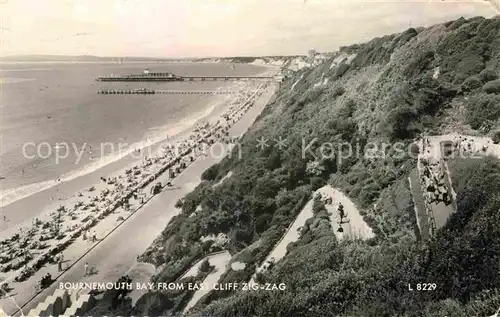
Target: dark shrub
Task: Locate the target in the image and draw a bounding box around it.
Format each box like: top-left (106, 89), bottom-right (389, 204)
top-left (387, 105), bottom-right (419, 140)
top-left (482, 79), bottom-right (500, 94)
top-left (310, 177), bottom-right (326, 191)
top-left (447, 17), bottom-right (467, 30)
top-left (359, 182), bottom-right (381, 207)
top-left (255, 214), bottom-right (273, 234)
top-left (174, 199), bottom-right (183, 209)
top-left (334, 63), bottom-right (350, 79)
top-left (493, 131), bottom-right (500, 144)
top-left (453, 73), bottom-right (469, 85)
top-left (134, 292), bottom-right (175, 316)
top-left (461, 76), bottom-right (482, 92)
top-left (199, 259), bottom-right (211, 273)
top-left (255, 272), bottom-right (266, 284)
top-left (478, 68), bottom-right (498, 82)
top-left (312, 198), bottom-right (326, 215)
top-left (331, 86), bottom-right (346, 97)
top-left (201, 164), bottom-right (219, 181)
top-left (414, 88), bottom-right (442, 115)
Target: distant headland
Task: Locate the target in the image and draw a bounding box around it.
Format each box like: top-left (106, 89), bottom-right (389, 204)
top-left (0, 54), bottom-right (306, 64)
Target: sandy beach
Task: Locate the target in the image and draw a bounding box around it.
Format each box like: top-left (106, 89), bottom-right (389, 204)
top-left (0, 79), bottom-right (254, 233)
top-left (0, 65), bottom-right (278, 314)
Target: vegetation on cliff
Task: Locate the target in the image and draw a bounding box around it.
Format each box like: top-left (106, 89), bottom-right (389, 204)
top-left (87, 16), bottom-right (500, 317)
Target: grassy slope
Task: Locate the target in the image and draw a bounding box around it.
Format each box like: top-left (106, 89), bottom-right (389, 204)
top-left (188, 16), bottom-right (500, 317)
top-left (88, 16), bottom-right (500, 317)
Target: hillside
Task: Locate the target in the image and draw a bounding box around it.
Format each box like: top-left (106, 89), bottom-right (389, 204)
top-left (87, 16), bottom-right (500, 317)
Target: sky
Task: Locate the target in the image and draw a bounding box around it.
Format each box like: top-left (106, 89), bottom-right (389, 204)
top-left (0, 0), bottom-right (496, 58)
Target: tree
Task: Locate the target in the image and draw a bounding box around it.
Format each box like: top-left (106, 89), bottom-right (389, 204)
top-left (306, 161), bottom-right (326, 177)
top-left (387, 105), bottom-right (419, 140)
top-left (199, 259), bottom-right (211, 274)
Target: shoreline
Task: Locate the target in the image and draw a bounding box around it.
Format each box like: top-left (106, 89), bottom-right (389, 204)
top-left (0, 67), bottom-right (275, 276)
top-left (0, 68), bottom-right (270, 215)
top-left (0, 93), bottom-right (227, 209)
top-left (0, 79), bottom-right (267, 234)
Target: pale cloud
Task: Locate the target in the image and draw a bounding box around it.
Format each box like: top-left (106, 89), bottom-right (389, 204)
top-left (0, 0), bottom-right (496, 58)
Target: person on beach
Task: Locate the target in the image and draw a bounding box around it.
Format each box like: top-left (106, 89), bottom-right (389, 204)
top-left (58, 253), bottom-right (64, 272)
top-left (84, 262), bottom-right (89, 276)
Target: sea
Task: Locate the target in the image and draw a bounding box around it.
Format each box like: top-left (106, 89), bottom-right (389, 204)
top-left (0, 62), bottom-right (267, 207)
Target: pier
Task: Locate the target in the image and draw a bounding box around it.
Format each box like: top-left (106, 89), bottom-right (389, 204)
top-left (95, 75), bottom-right (275, 82)
top-left (97, 89), bottom-right (237, 95)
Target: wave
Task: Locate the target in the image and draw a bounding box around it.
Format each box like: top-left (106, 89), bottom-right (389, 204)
top-left (0, 97), bottom-right (223, 208)
top-left (0, 68), bottom-right (51, 72)
top-left (1, 77), bottom-right (36, 84)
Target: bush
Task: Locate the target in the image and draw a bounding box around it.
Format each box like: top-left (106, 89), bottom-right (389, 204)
top-left (387, 105), bottom-right (419, 140)
top-left (306, 161), bottom-right (325, 177)
top-left (461, 75), bottom-right (482, 92)
top-left (304, 87), bottom-right (326, 104)
top-left (201, 164), bottom-right (219, 181)
top-left (493, 131), bottom-right (500, 144)
top-left (447, 16), bottom-right (467, 30)
top-left (174, 199), bottom-right (183, 209)
top-left (414, 88), bottom-right (442, 115)
top-left (255, 214), bottom-right (273, 234)
top-left (255, 272), bottom-right (267, 284)
top-left (331, 86), bottom-right (346, 97)
top-left (312, 198), bottom-right (326, 214)
top-left (478, 68), bottom-right (498, 82)
top-left (482, 79), bottom-right (500, 94)
top-left (465, 94), bottom-right (500, 129)
top-left (334, 63), bottom-right (350, 79)
top-left (310, 177), bottom-right (326, 191)
top-left (199, 259), bottom-right (211, 274)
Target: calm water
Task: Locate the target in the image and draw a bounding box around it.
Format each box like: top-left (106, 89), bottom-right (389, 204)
top-left (0, 62), bottom-right (266, 204)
